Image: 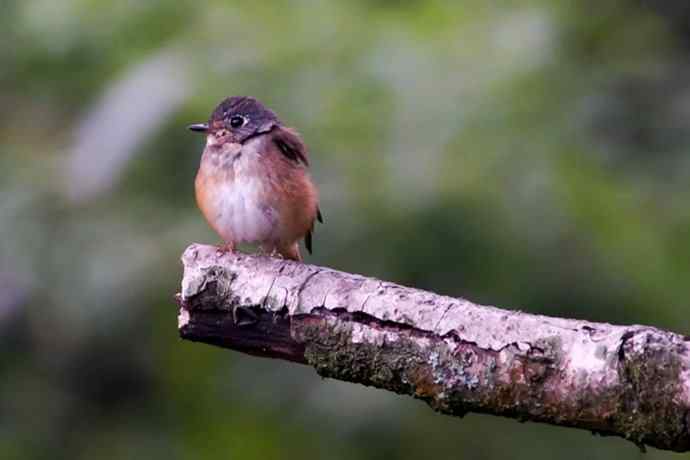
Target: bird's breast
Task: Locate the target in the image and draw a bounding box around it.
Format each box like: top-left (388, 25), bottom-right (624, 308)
top-left (195, 147), bottom-right (279, 244)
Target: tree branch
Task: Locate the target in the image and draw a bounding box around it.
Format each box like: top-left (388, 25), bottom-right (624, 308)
top-left (176, 243), bottom-right (690, 452)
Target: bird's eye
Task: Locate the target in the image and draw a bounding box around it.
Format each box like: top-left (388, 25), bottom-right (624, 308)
top-left (229, 116), bottom-right (246, 128)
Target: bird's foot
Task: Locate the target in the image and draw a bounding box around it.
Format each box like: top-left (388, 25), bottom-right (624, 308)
top-left (216, 242), bottom-right (235, 255)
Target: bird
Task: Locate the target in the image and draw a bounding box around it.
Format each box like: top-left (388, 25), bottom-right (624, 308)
top-left (188, 96), bottom-right (322, 262)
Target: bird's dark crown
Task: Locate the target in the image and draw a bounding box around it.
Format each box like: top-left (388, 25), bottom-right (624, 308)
top-left (210, 96), bottom-right (279, 126)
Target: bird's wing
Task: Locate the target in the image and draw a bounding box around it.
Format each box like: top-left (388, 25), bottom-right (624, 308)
top-left (272, 126), bottom-right (310, 166)
top-left (270, 126), bottom-right (323, 254)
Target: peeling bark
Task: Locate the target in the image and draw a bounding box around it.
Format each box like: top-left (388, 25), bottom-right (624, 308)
top-left (177, 244), bottom-right (690, 452)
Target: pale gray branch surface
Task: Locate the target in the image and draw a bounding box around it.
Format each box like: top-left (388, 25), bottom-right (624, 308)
top-left (177, 243), bottom-right (690, 452)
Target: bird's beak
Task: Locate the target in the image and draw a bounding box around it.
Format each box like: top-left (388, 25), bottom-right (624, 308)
top-left (188, 123), bottom-right (209, 133)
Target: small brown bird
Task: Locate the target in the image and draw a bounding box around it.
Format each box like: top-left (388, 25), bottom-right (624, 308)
top-left (189, 96), bottom-right (322, 261)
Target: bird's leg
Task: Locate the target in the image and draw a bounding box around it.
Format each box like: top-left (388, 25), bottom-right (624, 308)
top-left (216, 241), bottom-right (235, 255)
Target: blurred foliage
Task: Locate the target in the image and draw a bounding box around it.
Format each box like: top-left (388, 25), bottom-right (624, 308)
top-left (2, 0), bottom-right (690, 458)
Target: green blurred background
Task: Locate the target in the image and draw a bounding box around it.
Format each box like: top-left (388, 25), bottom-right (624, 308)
top-left (2, 0), bottom-right (690, 458)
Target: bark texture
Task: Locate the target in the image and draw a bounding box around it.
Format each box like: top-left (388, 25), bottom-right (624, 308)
top-left (177, 243), bottom-right (690, 452)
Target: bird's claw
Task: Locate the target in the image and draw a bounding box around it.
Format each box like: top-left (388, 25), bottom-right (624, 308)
top-left (216, 243), bottom-right (235, 256)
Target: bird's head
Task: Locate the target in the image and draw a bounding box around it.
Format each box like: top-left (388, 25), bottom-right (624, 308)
top-left (188, 96), bottom-right (280, 146)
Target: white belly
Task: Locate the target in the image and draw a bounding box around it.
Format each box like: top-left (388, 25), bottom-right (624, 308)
top-left (205, 176), bottom-right (279, 244)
